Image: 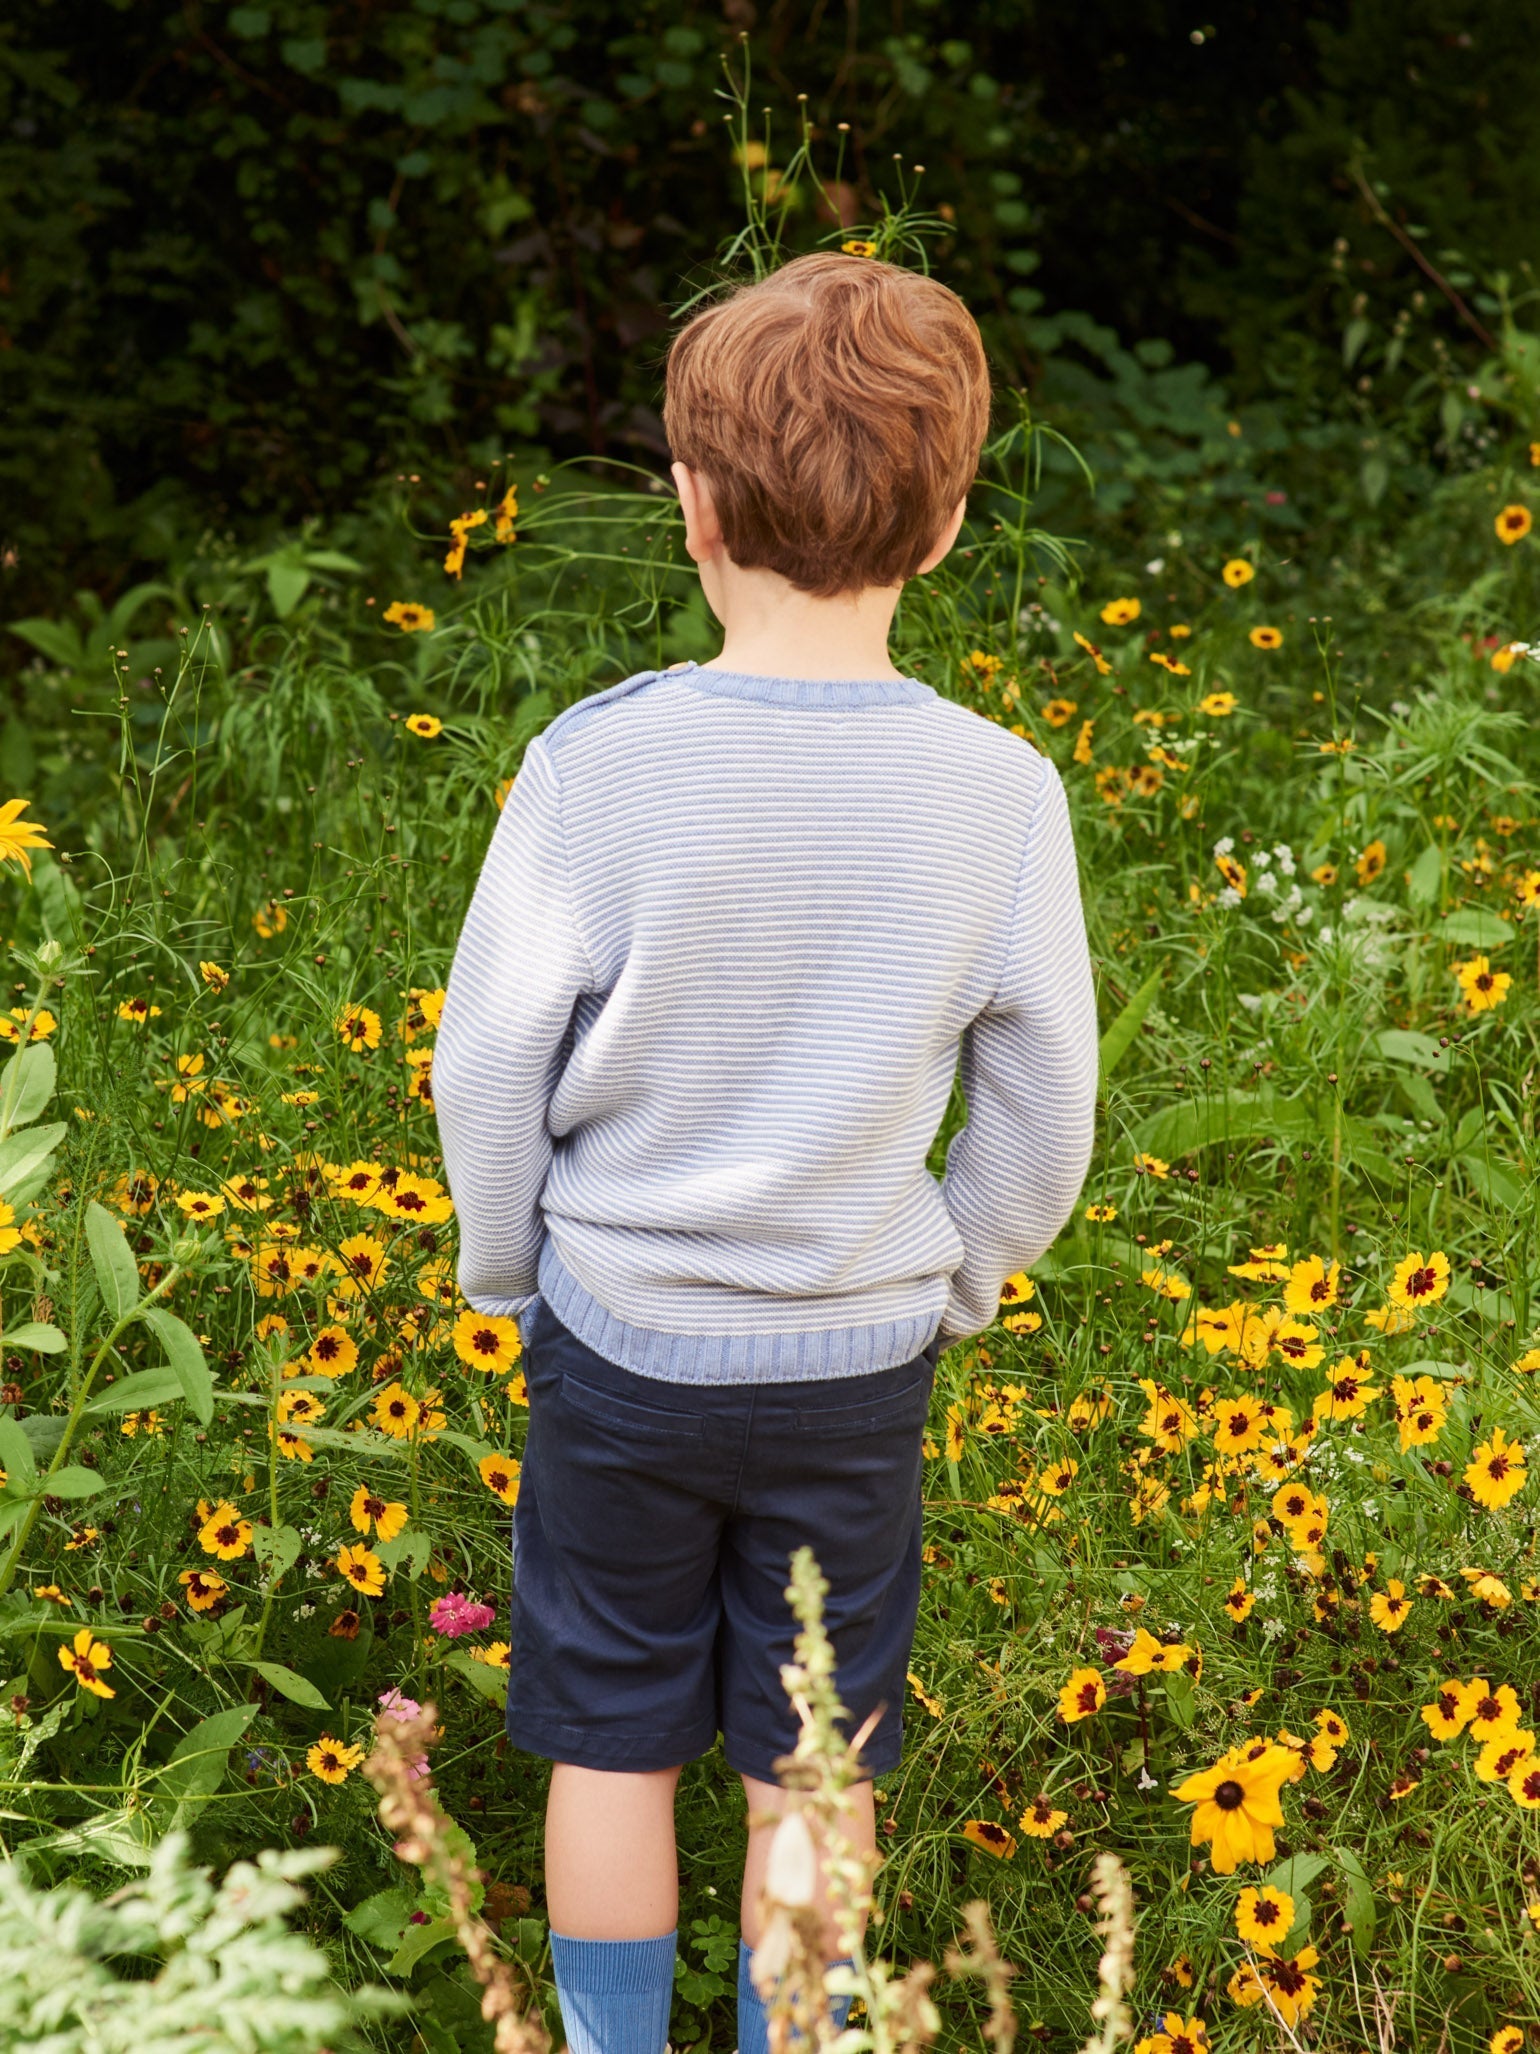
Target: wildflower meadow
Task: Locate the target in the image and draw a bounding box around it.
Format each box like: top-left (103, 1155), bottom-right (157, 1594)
top-left (7, 29), bottom-right (1540, 2054)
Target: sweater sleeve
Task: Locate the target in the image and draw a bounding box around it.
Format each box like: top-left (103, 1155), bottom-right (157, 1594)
top-left (935, 759), bottom-right (1098, 1343)
top-left (433, 740), bottom-right (595, 1315)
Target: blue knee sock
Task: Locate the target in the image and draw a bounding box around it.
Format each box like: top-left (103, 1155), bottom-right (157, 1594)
top-left (550, 1930), bottom-right (677, 2054)
top-left (738, 1940), bottom-right (854, 2054)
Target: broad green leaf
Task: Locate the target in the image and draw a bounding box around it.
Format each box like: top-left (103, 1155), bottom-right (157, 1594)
top-left (155, 1704), bottom-right (257, 1828)
top-left (1375, 1027), bottom-right (1450, 1074)
top-left (0, 1416), bottom-right (37, 1483)
top-left (1441, 908), bottom-right (1512, 949)
top-left (1099, 965), bottom-right (1163, 1084)
top-left (251, 1659), bottom-right (330, 1709)
top-left (1162, 1671), bottom-right (1196, 1729)
top-left (1405, 844), bottom-right (1442, 906)
top-left (141, 1306), bottom-right (215, 1425)
top-left (2, 1321), bottom-right (66, 1354)
top-left (0, 1121), bottom-right (64, 1197)
top-left (1130, 1087), bottom-right (1317, 1162)
top-left (7, 619), bottom-right (87, 670)
top-left (1397, 1358), bottom-right (1469, 1381)
top-left (85, 1366), bottom-right (188, 1415)
top-left (254, 1522), bottom-right (302, 1580)
top-left (1264, 1852), bottom-right (1329, 1898)
top-left (19, 1415), bottom-right (65, 1462)
top-left (267, 561), bottom-right (310, 617)
top-left (22, 1806), bottom-right (157, 1871)
top-left (1393, 1071), bottom-right (1441, 1126)
top-left (45, 1466), bottom-right (107, 1499)
top-left (376, 1525), bottom-right (430, 1578)
top-left (1460, 1151), bottom-right (1525, 1210)
top-left (344, 1886), bottom-right (418, 1952)
top-left (85, 1201), bottom-right (141, 1320)
top-left (0, 1043), bottom-right (55, 1130)
top-left (386, 1912), bottom-right (459, 1977)
top-left (446, 1650), bottom-right (509, 1707)
top-left (1335, 1845), bottom-right (1376, 1957)
top-left (0, 1497), bottom-right (34, 1539)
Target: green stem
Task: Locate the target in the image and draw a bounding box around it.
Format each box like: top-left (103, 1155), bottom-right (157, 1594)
top-left (0, 1264), bottom-right (183, 1598)
top-left (0, 985), bottom-right (50, 1145)
top-left (250, 1340), bottom-right (288, 1660)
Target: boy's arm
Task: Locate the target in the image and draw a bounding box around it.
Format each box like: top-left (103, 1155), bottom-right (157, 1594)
top-left (937, 761), bottom-right (1098, 1342)
top-left (432, 740), bottom-right (594, 1315)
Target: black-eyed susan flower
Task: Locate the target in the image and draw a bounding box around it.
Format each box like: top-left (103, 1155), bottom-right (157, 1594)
top-left (1072, 630), bottom-right (1113, 676)
top-left (1386, 1771), bottom-right (1419, 1801)
top-left (1234, 1884), bottom-right (1293, 1955)
top-left (1057, 1668), bottom-right (1105, 1723)
top-left (335, 1233), bottom-right (389, 1298)
top-left (469, 1640), bottom-right (512, 1669)
top-left (1388, 1248), bottom-right (1449, 1310)
top-left (384, 601), bottom-right (436, 632)
top-left (336, 1006), bottom-right (382, 1053)
top-left (1132, 1151), bottom-right (1169, 1179)
top-left (121, 1408), bottom-right (165, 1438)
top-left (1229, 1945), bottom-right (1320, 2027)
top-left (1465, 1427), bottom-right (1528, 1510)
top-left (179, 1568), bottom-right (228, 1612)
top-left (308, 1735), bottom-right (366, 1784)
top-left (33, 1583), bottom-right (70, 1606)
top-left (1099, 597), bottom-right (1141, 626)
top-left (1355, 838), bottom-right (1387, 885)
top-left (1142, 2014), bottom-right (1208, 2054)
top-left (840, 238), bottom-right (878, 257)
top-left (1172, 1741), bottom-right (1295, 1872)
top-left (1248, 625), bottom-right (1282, 649)
top-left (405, 713), bottom-right (442, 738)
top-left (1454, 953), bottom-right (1512, 1013)
top-left (453, 1309), bottom-right (523, 1374)
top-left (199, 1500), bottom-right (253, 1560)
top-left (0, 799), bottom-right (53, 876)
top-left (253, 899), bottom-right (287, 938)
top-left (336, 1543), bottom-right (386, 1598)
top-left (1041, 697), bottom-right (1078, 727)
top-left (199, 959), bottom-right (230, 991)
top-left (375, 1171), bottom-right (454, 1225)
top-left (479, 1452), bottom-right (521, 1504)
top-left (1221, 558), bottom-right (1255, 588)
top-left (306, 1326), bottom-right (357, 1377)
top-left (372, 1382), bottom-right (420, 1438)
top-left (1223, 1578), bottom-right (1256, 1623)
top-left (176, 1188), bottom-right (224, 1221)
top-left (1495, 504), bottom-right (1532, 544)
top-left (1419, 1679), bottom-right (1473, 1740)
top-left (1461, 1567), bottom-right (1513, 1608)
top-left (961, 1819), bottom-right (1016, 1859)
top-left (1018, 1793), bottom-right (1068, 1839)
top-left (1198, 690), bottom-right (1236, 716)
top-left (1491, 2028), bottom-right (1527, 2054)
top-left (349, 1486), bottom-right (408, 1542)
top-left (1283, 1255), bottom-right (1339, 1316)
top-left (1214, 851), bottom-right (1247, 896)
top-left (58, 1626), bottom-right (115, 1698)
top-left (1084, 1201), bottom-right (1117, 1223)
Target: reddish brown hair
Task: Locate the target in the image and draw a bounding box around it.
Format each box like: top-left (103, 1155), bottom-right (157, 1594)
top-left (663, 252), bottom-right (991, 597)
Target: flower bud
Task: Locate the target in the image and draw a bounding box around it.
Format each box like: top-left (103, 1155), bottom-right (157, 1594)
top-left (764, 1807), bottom-right (818, 1908)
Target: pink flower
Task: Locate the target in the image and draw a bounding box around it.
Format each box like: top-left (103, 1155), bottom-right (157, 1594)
top-left (377, 1687), bottom-right (423, 1721)
top-left (429, 1592), bottom-right (496, 1639)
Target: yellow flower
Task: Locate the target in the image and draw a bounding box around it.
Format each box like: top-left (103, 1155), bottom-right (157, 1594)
top-left (336, 1543), bottom-right (386, 1597)
top-left (1172, 1741), bottom-right (1296, 1872)
top-left (1455, 953), bottom-right (1511, 1013)
top-left (116, 997), bottom-right (161, 1024)
top-left (198, 1500), bottom-right (253, 1560)
top-left (1041, 697), bottom-right (1078, 727)
top-left (1495, 504), bottom-right (1532, 544)
top-left (961, 1819), bottom-right (1016, 1859)
top-left (1234, 1884), bottom-right (1293, 1955)
top-left (1140, 2014), bottom-right (1209, 2054)
top-left (1419, 1678), bottom-right (1475, 1741)
top-left (199, 960), bottom-right (230, 990)
top-left (336, 1006), bottom-right (382, 1053)
top-left (1085, 1202), bottom-right (1117, 1223)
top-left (1018, 1793), bottom-right (1069, 1839)
top-left (1388, 1249), bottom-right (1449, 1310)
top-left (840, 238), bottom-right (878, 257)
top-left (307, 1735), bottom-right (366, 1784)
top-left (1465, 1426), bottom-right (1528, 1510)
top-left (33, 1583), bottom-right (70, 1606)
top-left (1072, 632), bottom-right (1113, 676)
top-left (1132, 1152), bottom-right (1169, 1179)
top-left (384, 600), bottom-right (436, 632)
top-left (1223, 1577), bottom-right (1256, 1622)
top-left (1221, 559), bottom-right (1255, 588)
top-left (1365, 1299), bottom-right (1418, 1335)
top-left (350, 1486), bottom-right (408, 1541)
top-left (252, 899), bottom-right (287, 939)
top-left (58, 1626), bottom-right (115, 1698)
top-left (494, 486), bottom-right (518, 543)
top-left (372, 1382), bottom-right (420, 1438)
top-left (1368, 1580), bottom-right (1412, 1632)
top-left (179, 1568), bottom-right (227, 1613)
top-left (405, 713), bottom-right (442, 739)
top-left (1475, 1731), bottom-right (1535, 1784)
top-left (1114, 1627), bottom-right (1191, 1676)
top-left (1468, 1679), bottom-right (1524, 1741)
top-left (470, 1640), bottom-right (512, 1669)
top-left (1248, 625), bottom-right (1282, 649)
top-left (1099, 597), bottom-right (1141, 626)
top-left (1215, 852), bottom-right (1247, 897)
top-left (1510, 1760), bottom-right (1540, 1808)
top-left (1057, 1668), bottom-right (1105, 1723)
top-left (1072, 717), bottom-right (1095, 763)
top-left (479, 1451), bottom-right (522, 1504)
top-left (1283, 1255), bottom-right (1339, 1316)
top-left (0, 799), bottom-right (53, 877)
top-left (1198, 690), bottom-right (1236, 717)
top-left (175, 1188), bottom-right (225, 1220)
top-left (453, 1308), bottom-right (524, 1374)
top-left (334, 1232), bottom-right (389, 1297)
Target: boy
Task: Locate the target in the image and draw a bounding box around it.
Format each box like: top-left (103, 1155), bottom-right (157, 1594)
top-left (433, 250), bottom-right (1098, 2054)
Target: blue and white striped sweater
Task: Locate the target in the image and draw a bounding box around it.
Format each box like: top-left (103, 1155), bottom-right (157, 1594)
top-left (432, 659), bottom-right (1098, 1383)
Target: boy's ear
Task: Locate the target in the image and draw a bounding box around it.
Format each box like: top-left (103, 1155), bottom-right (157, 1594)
top-left (671, 461), bottom-right (723, 566)
top-left (914, 495), bottom-right (969, 577)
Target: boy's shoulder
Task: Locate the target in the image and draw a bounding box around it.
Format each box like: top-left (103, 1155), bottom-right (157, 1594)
top-left (537, 666), bottom-right (683, 759)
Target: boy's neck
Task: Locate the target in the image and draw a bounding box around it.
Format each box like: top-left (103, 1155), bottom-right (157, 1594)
top-left (698, 559), bottom-right (908, 683)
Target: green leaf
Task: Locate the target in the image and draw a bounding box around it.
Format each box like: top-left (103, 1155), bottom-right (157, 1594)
top-left (23, 1806), bottom-right (157, 1871)
top-left (267, 562), bottom-right (310, 617)
top-left (45, 1466), bottom-right (107, 1499)
top-left (385, 1912), bottom-right (460, 1977)
top-left (1264, 1852), bottom-right (1330, 1898)
top-left (1335, 1845), bottom-right (1376, 1957)
top-left (0, 1121), bottom-right (64, 1197)
top-left (154, 1704), bottom-right (257, 1828)
top-left (376, 1525), bottom-right (430, 1578)
top-left (446, 1650), bottom-right (509, 1706)
top-left (0, 1043), bottom-right (55, 1129)
top-left (1162, 1671), bottom-right (1196, 1729)
top-left (254, 1522), bottom-right (302, 1580)
top-left (1130, 1087), bottom-right (1318, 1162)
top-left (1342, 316), bottom-right (1370, 368)
top-left (84, 1366), bottom-right (189, 1416)
top-left (19, 1415), bottom-right (64, 1463)
top-left (141, 1307), bottom-right (215, 1425)
top-left (0, 1497), bottom-right (34, 1538)
top-left (251, 1659), bottom-right (330, 1709)
top-left (0, 1416), bottom-right (37, 1484)
top-left (1460, 1151), bottom-right (1525, 1211)
top-left (85, 1201), bottom-right (141, 1321)
top-left (1099, 966), bottom-right (1163, 1084)
top-left (344, 1886), bottom-right (418, 1952)
top-left (1441, 908), bottom-right (1512, 949)
top-left (1405, 844), bottom-right (1442, 907)
top-left (2, 1322), bottom-right (66, 1354)
top-left (1375, 1027), bottom-right (1450, 1074)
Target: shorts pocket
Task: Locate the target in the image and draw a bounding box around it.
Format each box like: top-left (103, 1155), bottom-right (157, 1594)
top-left (792, 1367), bottom-right (934, 1437)
top-left (559, 1371), bottom-right (707, 1442)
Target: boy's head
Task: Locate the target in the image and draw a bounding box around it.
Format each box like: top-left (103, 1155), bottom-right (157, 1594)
top-left (663, 252), bottom-right (990, 599)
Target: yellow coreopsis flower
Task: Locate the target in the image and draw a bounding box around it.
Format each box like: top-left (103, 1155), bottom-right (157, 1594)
top-left (1172, 1740), bottom-right (1296, 1872)
top-left (58, 1626), bottom-right (115, 1698)
top-left (1465, 1427), bottom-right (1528, 1510)
top-left (1387, 1249), bottom-right (1449, 1310)
top-left (1454, 953), bottom-right (1511, 1014)
top-left (308, 1735), bottom-right (366, 1784)
top-left (1057, 1668), bottom-right (1105, 1723)
top-left (0, 799), bottom-right (53, 877)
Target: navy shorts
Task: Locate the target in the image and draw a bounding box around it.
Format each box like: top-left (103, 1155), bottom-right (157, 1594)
top-left (507, 1297), bottom-right (941, 1783)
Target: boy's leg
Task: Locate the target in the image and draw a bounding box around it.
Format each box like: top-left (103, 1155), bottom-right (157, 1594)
top-left (738, 1773), bottom-right (875, 1952)
top-left (547, 1763), bottom-right (684, 1936)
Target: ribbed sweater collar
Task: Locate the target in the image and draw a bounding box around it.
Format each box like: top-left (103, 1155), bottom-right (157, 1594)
top-left (666, 659), bottom-right (933, 708)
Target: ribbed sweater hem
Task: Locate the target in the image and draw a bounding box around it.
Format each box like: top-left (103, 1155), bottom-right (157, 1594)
top-left (536, 1243), bottom-right (944, 1385)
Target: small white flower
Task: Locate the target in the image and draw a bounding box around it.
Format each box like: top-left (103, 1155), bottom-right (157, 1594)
top-left (1295, 904), bottom-right (1314, 926)
top-left (1213, 835), bottom-right (1235, 858)
top-left (1256, 869), bottom-right (1279, 895)
top-left (1145, 557), bottom-right (1165, 576)
top-left (1237, 993), bottom-right (1263, 1012)
top-left (1217, 887), bottom-right (1242, 910)
top-left (1318, 924), bottom-right (1334, 945)
top-left (1137, 1765), bottom-right (1159, 1790)
top-left (1254, 848), bottom-right (1272, 870)
top-left (1390, 698), bottom-right (1411, 717)
top-left (1274, 844), bottom-right (1296, 875)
